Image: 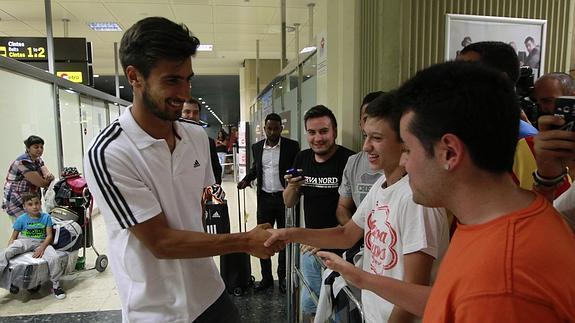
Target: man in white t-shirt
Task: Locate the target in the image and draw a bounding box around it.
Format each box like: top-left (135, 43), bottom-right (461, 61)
top-left (84, 17), bottom-right (278, 323)
top-left (266, 92), bottom-right (449, 322)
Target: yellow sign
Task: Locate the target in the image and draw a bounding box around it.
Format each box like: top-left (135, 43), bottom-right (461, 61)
top-left (0, 46), bottom-right (6, 57)
top-left (57, 71), bottom-right (83, 83)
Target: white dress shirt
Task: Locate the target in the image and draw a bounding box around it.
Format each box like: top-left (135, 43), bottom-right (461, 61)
top-left (261, 138), bottom-right (283, 193)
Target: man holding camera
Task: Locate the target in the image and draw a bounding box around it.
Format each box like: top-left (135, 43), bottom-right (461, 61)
top-left (237, 113), bottom-right (299, 293)
top-left (534, 72), bottom-right (575, 115)
top-left (283, 105), bottom-right (354, 320)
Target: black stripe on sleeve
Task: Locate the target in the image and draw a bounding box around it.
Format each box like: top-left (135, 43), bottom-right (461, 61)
top-left (87, 122), bottom-right (138, 229)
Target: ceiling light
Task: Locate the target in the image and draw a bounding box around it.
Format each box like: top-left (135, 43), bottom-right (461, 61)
top-left (198, 97), bottom-right (203, 100)
top-left (88, 22), bottom-right (122, 32)
top-left (197, 44), bottom-right (213, 51)
top-left (205, 105), bottom-right (209, 107)
top-left (202, 101), bottom-right (206, 104)
top-left (300, 46), bottom-right (316, 54)
top-left (119, 85), bottom-right (124, 89)
top-left (93, 74), bottom-right (100, 78)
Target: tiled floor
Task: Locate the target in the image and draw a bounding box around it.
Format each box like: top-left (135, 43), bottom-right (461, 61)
top-left (0, 177), bottom-right (287, 321)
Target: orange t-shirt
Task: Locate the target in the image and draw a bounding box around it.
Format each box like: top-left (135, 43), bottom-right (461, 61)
top-left (423, 194), bottom-right (575, 322)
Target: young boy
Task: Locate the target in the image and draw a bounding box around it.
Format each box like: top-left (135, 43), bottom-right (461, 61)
top-left (0, 192), bottom-right (66, 299)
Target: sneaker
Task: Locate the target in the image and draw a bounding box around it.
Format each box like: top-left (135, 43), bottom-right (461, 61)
top-left (9, 284), bottom-right (19, 294)
top-left (53, 287), bottom-right (66, 299)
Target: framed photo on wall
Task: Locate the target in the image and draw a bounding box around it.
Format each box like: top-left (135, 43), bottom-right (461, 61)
top-left (445, 14), bottom-right (547, 78)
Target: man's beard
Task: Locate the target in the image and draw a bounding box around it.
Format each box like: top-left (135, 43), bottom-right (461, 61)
top-left (142, 86), bottom-right (180, 121)
top-left (312, 142), bottom-right (335, 156)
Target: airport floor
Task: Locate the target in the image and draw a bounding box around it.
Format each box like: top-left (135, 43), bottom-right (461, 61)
top-left (0, 175), bottom-right (288, 322)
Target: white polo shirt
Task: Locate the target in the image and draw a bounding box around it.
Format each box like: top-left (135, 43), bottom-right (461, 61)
top-left (84, 108), bottom-right (223, 322)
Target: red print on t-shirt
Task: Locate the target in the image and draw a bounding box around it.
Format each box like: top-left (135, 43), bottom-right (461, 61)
top-left (365, 204), bottom-right (398, 275)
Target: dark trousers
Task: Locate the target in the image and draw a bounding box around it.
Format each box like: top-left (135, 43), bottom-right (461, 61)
top-left (194, 291), bottom-right (240, 323)
top-left (257, 191), bottom-right (286, 281)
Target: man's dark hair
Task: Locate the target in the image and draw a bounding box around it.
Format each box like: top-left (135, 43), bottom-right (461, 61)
top-left (524, 36), bottom-right (535, 44)
top-left (24, 135), bottom-right (44, 148)
top-left (397, 61), bottom-right (519, 174)
top-left (460, 41), bottom-right (520, 84)
top-left (362, 91), bottom-right (385, 107)
top-left (22, 192), bottom-right (41, 204)
top-left (119, 17), bottom-right (200, 78)
top-left (186, 97), bottom-right (202, 111)
top-left (304, 105), bottom-right (337, 130)
top-left (265, 113), bottom-right (282, 125)
top-left (365, 91), bottom-right (401, 135)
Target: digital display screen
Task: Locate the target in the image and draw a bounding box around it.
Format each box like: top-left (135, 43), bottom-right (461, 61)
top-left (0, 37), bottom-right (87, 62)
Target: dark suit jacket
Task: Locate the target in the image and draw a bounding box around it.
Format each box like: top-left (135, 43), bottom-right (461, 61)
top-left (241, 137), bottom-right (300, 193)
top-left (209, 137), bottom-right (222, 184)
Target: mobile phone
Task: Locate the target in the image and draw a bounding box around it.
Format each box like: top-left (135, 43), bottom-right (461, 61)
top-left (286, 168), bottom-right (303, 178)
top-left (554, 96), bottom-right (575, 131)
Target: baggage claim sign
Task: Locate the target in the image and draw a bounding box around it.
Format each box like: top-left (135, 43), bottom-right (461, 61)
top-left (0, 37), bottom-right (90, 85)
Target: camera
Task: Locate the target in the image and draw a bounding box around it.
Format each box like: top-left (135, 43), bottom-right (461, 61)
top-left (516, 66), bottom-right (538, 124)
top-left (286, 168), bottom-right (303, 178)
top-left (554, 96), bottom-right (575, 131)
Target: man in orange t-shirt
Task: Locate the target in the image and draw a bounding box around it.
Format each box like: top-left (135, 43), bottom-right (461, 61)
top-left (395, 61), bottom-right (575, 321)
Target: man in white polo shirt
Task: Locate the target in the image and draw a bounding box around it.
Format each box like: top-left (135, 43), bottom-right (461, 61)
top-left (84, 17), bottom-right (277, 323)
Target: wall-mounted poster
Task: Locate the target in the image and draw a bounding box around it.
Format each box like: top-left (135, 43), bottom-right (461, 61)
top-left (445, 14), bottom-right (547, 78)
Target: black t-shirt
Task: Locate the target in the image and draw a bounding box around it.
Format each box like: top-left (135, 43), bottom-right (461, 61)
top-left (293, 145), bottom-right (355, 229)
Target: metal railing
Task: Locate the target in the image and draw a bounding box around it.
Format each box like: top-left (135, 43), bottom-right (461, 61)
top-left (285, 206), bottom-right (365, 323)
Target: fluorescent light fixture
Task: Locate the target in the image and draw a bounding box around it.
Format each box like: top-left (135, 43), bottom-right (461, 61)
top-left (202, 101), bottom-right (206, 104)
top-left (205, 105), bottom-right (209, 107)
top-left (300, 46), bottom-right (316, 54)
top-left (119, 85), bottom-right (124, 89)
top-left (88, 22), bottom-right (122, 32)
top-left (198, 97), bottom-right (203, 100)
top-left (197, 44), bottom-right (213, 51)
top-left (93, 74), bottom-right (100, 78)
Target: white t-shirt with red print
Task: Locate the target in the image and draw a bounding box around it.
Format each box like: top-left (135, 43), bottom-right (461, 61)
top-left (352, 175), bottom-right (449, 322)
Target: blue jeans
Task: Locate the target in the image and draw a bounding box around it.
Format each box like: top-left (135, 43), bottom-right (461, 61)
top-left (300, 252), bottom-right (322, 315)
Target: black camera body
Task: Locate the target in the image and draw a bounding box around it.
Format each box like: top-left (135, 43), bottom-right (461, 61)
top-left (554, 96), bottom-right (575, 131)
top-left (516, 66), bottom-right (538, 124)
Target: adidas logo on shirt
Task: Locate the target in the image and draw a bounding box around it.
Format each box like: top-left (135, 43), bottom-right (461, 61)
top-left (194, 160), bottom-right (201, 168)
top-left (213, 211), bottom-right (220, 218)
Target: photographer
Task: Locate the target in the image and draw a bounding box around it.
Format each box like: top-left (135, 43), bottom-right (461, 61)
top-left (534, 73), bottom-right (575, 115)
top-left (533, 115), bottom-right (575, 231)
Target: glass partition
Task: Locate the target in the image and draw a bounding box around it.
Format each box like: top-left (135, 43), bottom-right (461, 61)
top-left (58, 88), bottom-right (84, 172)
top-left (0, 69), bottom-right (57, 244)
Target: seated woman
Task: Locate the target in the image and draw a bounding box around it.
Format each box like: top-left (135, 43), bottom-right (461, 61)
top-left (2, 135), bottom-right (55, 223)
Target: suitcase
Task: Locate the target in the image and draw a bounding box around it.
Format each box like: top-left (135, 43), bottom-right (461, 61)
top-left (218, 189), bottom-right (254, 296)
top-left (0, 249), bottom-right (78, 293)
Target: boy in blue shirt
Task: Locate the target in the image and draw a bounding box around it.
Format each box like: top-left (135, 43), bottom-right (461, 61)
top-left (0, 192), bottom-right (66, 299)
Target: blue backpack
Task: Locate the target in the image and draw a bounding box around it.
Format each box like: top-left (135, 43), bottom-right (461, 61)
top-left (52, 217), bottom-right (82, 251)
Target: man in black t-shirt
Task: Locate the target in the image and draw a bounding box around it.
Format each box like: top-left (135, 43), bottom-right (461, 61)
top-left (283, 105), bottom-right (354, 320)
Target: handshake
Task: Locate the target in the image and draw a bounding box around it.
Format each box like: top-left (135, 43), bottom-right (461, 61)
top-left (244, 225), bottom-right (293, 259)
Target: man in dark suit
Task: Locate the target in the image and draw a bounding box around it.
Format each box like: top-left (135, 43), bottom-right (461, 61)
top-left (237, 113), bottom-right (300, 293)
top-left (182, 98), bottom-right (222, 184)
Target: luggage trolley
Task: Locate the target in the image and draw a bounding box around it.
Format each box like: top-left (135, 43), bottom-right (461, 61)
top-left (52, 186), bottom-right (108, 273)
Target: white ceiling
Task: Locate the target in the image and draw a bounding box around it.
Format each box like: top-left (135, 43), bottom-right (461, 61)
top-left (0, 0), bottom-right (314, 75)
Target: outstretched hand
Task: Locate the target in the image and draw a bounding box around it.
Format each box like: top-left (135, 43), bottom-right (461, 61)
top-left (247, 224), bottom-right (284, 259)
top-left (316, 251), bottom-right (362, 287)
top-left (264, 228), bottom-right (291, 248)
